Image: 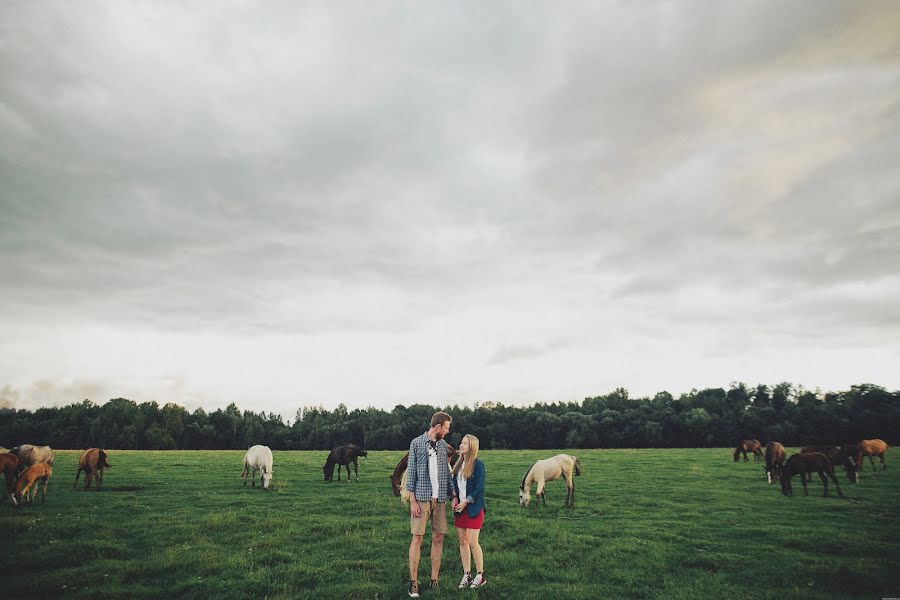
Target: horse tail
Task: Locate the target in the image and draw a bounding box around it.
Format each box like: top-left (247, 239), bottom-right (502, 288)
top-left (98, 450), bottom-right (110, 469)
top-left (573, 457), bottom-right (582, 476)
top-left (521, 461), bottom-right (538, 490)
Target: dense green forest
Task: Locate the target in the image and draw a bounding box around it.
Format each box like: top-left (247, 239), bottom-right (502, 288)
top-left (1, 383), bottom-right (897, 451)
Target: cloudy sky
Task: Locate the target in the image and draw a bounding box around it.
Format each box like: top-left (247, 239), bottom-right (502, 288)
top-left (1, 1), bottom-right (898, 418)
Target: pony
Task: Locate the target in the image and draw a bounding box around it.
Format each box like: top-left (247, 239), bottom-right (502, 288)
top-left (854, 439), bottom-right (888, 480)
top-left (240, 445), bottom-right (274, 490)
top-left (74, 448), bottom-right (111, 491)
top-left (390, 444), bottom-right (457, 499)
top-left (2, 452), bottom-right (20, 499)
top-left (780, 452), bottom-right (845, 498)
top-left (519, 454), bottom-right (581, 508)
top-left (324, 445), bottom-right (367, 482)
top-left (733, 439), bottom-right (763, 462)
top-left (764, 441), bottom-right (785, 484)
top-left (800, 445), bottom-right (856, 483)
top-left (12, 463), bottom-right (53, 506)
top-left (9, 444), bottom-right (54, 474)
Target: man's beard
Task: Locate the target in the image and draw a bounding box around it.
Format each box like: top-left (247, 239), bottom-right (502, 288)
top-left (435, 430), bottom-right (445, 440)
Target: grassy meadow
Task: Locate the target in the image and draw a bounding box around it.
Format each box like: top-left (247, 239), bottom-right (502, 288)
top-left (2, 448), bottom-right (899, 599)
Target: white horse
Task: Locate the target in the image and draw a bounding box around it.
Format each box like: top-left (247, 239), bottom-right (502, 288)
top-left (519, 454), bottom-right (581, 508)
top-left (240, 445), bottom-right (273, 490)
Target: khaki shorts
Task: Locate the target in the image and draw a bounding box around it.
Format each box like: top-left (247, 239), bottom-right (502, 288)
top-left (410, 499), bottom-right (448, 536)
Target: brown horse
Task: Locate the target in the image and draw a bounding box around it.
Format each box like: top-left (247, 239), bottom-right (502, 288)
top-left (74, 448), bottom-right (111, 491)
top-left (12, 463), bottom-right (53, 506)
top-left (780, 452), bottom-right (845, 498)
top-left (2, 452), bottom-right (20, 499)
top-left (733, 439), bottom-right (763, 462)
top-left (323, 445), bottom-right (368, 482)
top-left (764, 442), bottom-right (785, 484)
top-left (389, 444), bottom-right (457, 497)
top-left (800, 445), bottom-right (856, 483)
top-left (855, 439), bottom-right (888, 471)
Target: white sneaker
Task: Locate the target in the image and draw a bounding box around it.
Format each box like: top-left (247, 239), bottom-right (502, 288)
top-left (470, 572), bottom-right (487, 588)
top-left (458, 572), bottom-right (472, 589)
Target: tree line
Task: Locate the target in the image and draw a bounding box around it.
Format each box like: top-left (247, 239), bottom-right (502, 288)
top-left (0, 383), bottom-right (897, 451)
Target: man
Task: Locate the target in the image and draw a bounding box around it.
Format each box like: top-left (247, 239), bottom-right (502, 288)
top-left (406, 411), bottom-right (455, 597)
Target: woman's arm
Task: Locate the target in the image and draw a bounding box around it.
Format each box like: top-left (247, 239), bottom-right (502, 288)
top-left (466, 459), bottom-right (485, 504)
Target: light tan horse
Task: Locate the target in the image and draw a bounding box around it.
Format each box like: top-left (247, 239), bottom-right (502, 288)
top-left (74, 448), bottom-right (111, 491)
top-left (519, 454), bottom-right (581, 508)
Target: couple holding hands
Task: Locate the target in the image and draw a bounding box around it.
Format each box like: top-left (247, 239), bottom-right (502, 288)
top-left (406, 412), bottom-right (487, 597)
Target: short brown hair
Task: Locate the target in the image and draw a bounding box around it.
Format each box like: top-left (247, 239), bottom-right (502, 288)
top-left (430, 411), bottom-right (452, 428)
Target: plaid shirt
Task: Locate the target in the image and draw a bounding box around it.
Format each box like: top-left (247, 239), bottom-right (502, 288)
top-left (406, 432), bottom-right (454, 503)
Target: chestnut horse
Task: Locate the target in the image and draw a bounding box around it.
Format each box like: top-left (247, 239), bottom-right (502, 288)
top-left (2, 452), bottom-right (20, 499)
top-left (389, 444), bottom-right (457, 498)
top-left (733, 439), bottom-right (763, 462)
top-left (853, 439), bottom-right (888, 481)
top-left (780, 452), bottom-right (845, 498)
top-left (764, 442), bottom-right (785, 484)
top-left (74, 448), bottom-right (111, 491)
top-left (12, 463), bottom-right (53, 506)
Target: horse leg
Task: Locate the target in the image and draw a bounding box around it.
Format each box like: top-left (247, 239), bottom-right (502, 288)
top-left (252, 469), bottom-right (257, 488)
top-left (743, 450), bottom-right (749, 462)
top-left (98, 467), bottom-right (104, 491)
top-left (818, 470), bottom-right (829, 497)
top-left (84, 470), bottom-right (93, 491)
top-left (346, 463), bottom-right (352, 482)
top-left (880, 454), bottom-right (887, 470)
top-left (827, 469), bottom-right (844, 498)
top-left (869, 455), bottom-right (876, 470)
top-left (801, 472), bottom-right (809, 496)
top-left (354, 459), bottom-right (359, 483)
top-left (41, 476), bottom-right (48, 502)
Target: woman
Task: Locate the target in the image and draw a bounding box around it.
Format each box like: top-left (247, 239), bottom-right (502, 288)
top-left (451, 434), bottom-right (487, 589)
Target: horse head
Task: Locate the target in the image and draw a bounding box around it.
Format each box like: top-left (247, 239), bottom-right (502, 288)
top-left (518, 486), bottom-right (530, 507)
top-left (262, 471), bottom-right (272, 489)
top-left (389, 474), bottom-right (401, 496)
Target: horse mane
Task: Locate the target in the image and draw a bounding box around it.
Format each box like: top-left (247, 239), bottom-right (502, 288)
top-left (521, 461), bottom-right (538, 490)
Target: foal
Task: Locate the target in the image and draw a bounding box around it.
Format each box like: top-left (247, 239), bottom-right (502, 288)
top-left (13, 463), bottom-right (53, 506)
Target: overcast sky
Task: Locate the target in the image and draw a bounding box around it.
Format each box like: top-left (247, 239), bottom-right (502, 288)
top-left (1, 1), bottom-right (898, 419)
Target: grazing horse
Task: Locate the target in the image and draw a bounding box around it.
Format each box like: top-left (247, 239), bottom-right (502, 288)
top-left (324, 445), bottom-right (368, 482)
top-left (9, 444), bottom-right (54, 474)
top-left (12, 463), bottom-right (53, 506)
top-left (240, 445), bottom-right (274, 490)
top-left (2, 452), bottom-right (20, 499)
top-left (733, 439), bottom-right (763, 462)
top-left (801, 445), bottom-right (856, 483)
top-left (780, 452), bottom-right (845, 498)
top-left (764, 442), bottom-right (785, 484)
top-left (854, 439), bottom-right (888, 480)
top-left (519, 454), bottom-right (581, 508)
top-left (389, 444), bottom-right (457, 498)
top-left (74, 448), bottom-right (111, 491)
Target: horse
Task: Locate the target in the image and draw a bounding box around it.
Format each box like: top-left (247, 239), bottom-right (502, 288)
top-left (74, 448), bottom-right (111, 491)
top-left (9, 444), bottom-right (54, 474)
top-left (854, 439), bottom-right (888, 480)
top-left (240, 445), bottom-right (274, 490)
top-left (780, 452), bottom-right (845, 498)
top-left (12, 463), bottom-right (53, 506)
top-left (800, 445), bottom-right (856, 483)
top-left (2, 452), bottom-right (20, 500)
top-left (389, 444), bottom-right (457, 498)
top-left (519, 454), bottom-right (581, 508)
top-left (324, 445), bottom-right (367, 482)
top-left (764, 442), bottom-right (785, 484)
top-left (733, 439), bottom-right (763, 462)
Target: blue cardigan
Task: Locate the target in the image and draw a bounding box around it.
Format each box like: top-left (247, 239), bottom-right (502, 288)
top-left (452, 458), bottom-right (486, 518)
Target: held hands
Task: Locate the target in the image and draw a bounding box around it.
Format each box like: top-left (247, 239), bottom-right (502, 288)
top-left (454, 499), bottom-right (468, 514)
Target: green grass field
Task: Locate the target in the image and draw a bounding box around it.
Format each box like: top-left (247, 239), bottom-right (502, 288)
top-left (2, 448), bottom-right (898, 599)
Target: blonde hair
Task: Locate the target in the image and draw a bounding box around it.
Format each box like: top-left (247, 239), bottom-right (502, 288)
top-left (452, 434), bottom-right (479, 480)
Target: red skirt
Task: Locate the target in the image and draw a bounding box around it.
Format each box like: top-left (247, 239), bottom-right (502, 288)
top-left (454, 507), bottom-right (484, 529)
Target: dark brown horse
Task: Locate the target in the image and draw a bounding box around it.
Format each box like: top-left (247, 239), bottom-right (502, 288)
top-left (733, 439), bottom-right (763, 462)
top-left (853, 439), bottom-right (888, 480)
top-left (74, 448), bottom-right (111, 491)
top-left (389, 444), bottom-right (457, 497)
top-left (800, 445), bottom-right (856, 483)
top-left (324, 445), bottom-right (368, 482)
top-left (780, 452), bottom-right (845, 498)
top-left (2, 452), bottom-right (20, 499)
top-left (764, 442), bottom-right (785, 484)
